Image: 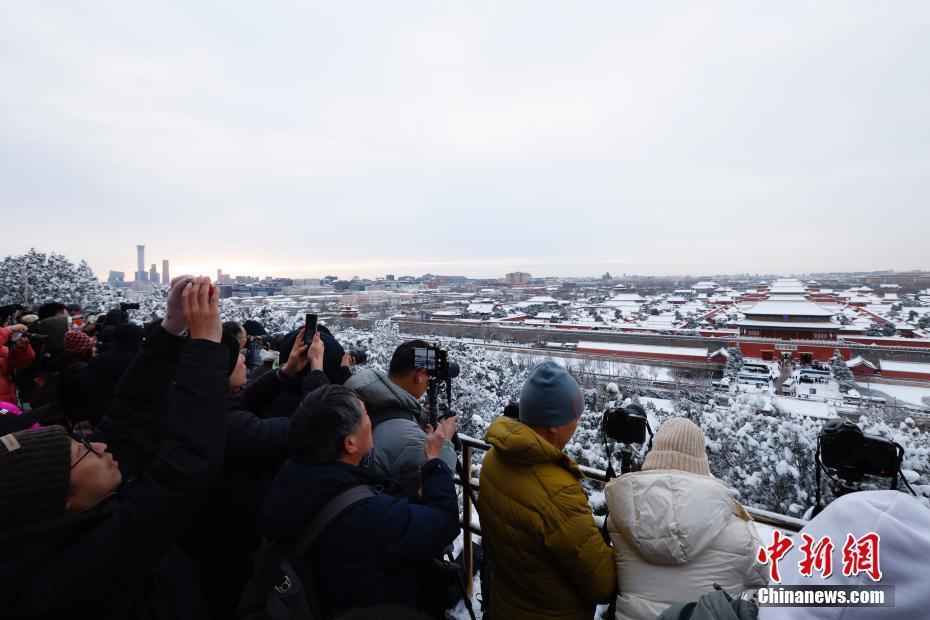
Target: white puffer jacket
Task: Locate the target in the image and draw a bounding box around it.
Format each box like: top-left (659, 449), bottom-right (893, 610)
top-left (605, 469), bottom-right (769, 620)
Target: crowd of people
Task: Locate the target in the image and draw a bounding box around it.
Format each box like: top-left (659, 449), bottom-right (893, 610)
top-left (0, 277), bottom-right (927, 620)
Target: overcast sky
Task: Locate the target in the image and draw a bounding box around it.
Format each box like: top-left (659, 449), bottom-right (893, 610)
top-left (2, 2), bottom-right (929, 280)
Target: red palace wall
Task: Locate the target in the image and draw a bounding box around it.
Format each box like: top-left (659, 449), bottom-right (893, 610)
top-left (845, 337), bottom-right (930, 349)
top-left (737, 342), bottom-right (847, 363)
top-left (577, 347), bottom-right (708, 363)
top-left (881, 369), bottom-right (930, 381)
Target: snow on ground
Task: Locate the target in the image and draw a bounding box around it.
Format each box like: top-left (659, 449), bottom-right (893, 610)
top-left (505, 350), bottom-right (679, 382)
top-left (639, 397), bottom-right (675, 415)
top-left (772, 396), bottom-right (836, 419)
top-left (856, 382), bottom-right (930, 408)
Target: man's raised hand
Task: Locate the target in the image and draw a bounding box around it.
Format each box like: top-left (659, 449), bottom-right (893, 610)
top-left (163, 274), bottom-right (195, 336)
top-left (182, 276), bottom-right (221, 343)
top-left (424, 421), bottom-right (447, 461)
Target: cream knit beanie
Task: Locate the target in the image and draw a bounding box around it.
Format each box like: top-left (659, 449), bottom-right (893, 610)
top-left (642, 417), bottom-right (710, 476)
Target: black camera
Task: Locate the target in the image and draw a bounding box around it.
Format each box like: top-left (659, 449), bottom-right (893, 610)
top-left (819, 418), bottom-right (902, 484)
top-left (602, 403), bottom-right (649, 445)
top-left (120, 302), bottom-right (141, 311)
top-left (413, 344), bottom-right (460, 381)
top-left (601, 403), bottom-right (653, 478)
top-left (348, 348), bottom-right (368, 365)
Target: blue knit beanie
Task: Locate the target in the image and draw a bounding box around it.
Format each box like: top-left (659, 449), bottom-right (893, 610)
top-left (518, 361), bottom-right (584, 427)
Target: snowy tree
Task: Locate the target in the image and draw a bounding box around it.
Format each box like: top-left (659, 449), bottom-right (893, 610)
top-left (865, 323), bottom-right (883, 336)
top-left (723, 346), bottom-right (743, 380)
top-left (0, 249), bottom-right (123, 310)
top-left (881, 322), bottom-right (897, 337)
top-left (829, 350), bottom-right (856, 391)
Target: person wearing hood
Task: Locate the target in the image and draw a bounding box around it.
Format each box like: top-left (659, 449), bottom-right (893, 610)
top-left (605, 417), bottom-right (768, 620)
top-left (344, 339), bottom-right (458, 480)
top-left (261, 384), bottom-right (460, 617)
top-left (260, 324), bottom-right (353, 418)
top-left (0, 276), bottom-right (229, 620)
top-left (36, 313), bottom-right (68, 362)
top-left (86, 322), bottom-right (145, 425)
top-left (95, 307), bottom-right (130, 352)
top-left (478, 361), bottom-right (616, 620)
top-left (757, 490), bottom-right (930, 620)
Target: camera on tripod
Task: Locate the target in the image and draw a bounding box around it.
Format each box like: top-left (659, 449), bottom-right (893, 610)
top-left (603, 403), bottom-right (650, 445)
top-left (414, 342), bottom-right (460, 426)
top-left (813, 417), bottom-right (914, 516)
top-left (601, 403), bottom-right (652, 477)
top-left (413, 344), bottom-right (460, 382)
top-left (819, 418), bottom-right (902, 485)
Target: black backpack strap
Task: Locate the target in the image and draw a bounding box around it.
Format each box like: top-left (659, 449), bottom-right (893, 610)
top-left (292, 485), bottom-right (378, 557)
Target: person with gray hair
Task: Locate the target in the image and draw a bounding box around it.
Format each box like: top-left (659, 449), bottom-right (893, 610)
top-left (260, 384), bottom-right (460, 617)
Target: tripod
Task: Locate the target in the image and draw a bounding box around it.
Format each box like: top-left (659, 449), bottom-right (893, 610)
top-left (425, 377), bottom-right (478, 620)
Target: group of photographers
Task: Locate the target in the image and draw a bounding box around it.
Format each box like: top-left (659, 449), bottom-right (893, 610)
top-left (2, 280), bottom-right (928, 620)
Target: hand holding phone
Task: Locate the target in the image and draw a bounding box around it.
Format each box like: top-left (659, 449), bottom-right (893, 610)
top-left (303, 313), bottom-right (318, 345)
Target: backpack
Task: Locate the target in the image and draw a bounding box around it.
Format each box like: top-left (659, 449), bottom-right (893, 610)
top-left (236, 485), bottom-right (378, 620)
top-left (657, 586), bottom-right (759, 620)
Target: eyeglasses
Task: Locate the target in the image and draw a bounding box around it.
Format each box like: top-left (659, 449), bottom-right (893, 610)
top-left (70, 431), bottom-right (103, 469)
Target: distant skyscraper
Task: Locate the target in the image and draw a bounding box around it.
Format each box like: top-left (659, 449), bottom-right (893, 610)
top-left (136, 245), bottom-right (146, 282)
top-left (108, 270), bottom-right (125, 284)
top-left (162, 260), bottom-right (170, 285)
top-left (149, 263), bottom-right (159, 284)
top-left (217, 268), bottom-right (223, 283)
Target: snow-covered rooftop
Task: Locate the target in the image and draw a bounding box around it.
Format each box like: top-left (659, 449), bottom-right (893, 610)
top-left (738, 319), bottom-right (840, 330)
top-left (847, 356), bottom-right (877, 369)
top-left (743, 299), bottom-right (834, 318)
top-left (879, 360), bottom-right (930, 375)
top-left (576, 341), bottom-right (708, 358)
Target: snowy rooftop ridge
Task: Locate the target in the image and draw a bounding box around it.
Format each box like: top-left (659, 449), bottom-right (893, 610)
top-left (743, 299), bottom-right (835, 318)
top-left (880, 360), bottom-right (930, 374)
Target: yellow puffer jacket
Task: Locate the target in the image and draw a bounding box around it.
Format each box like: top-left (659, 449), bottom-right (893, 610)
top-left (478, 416), bottom-right (616, 620)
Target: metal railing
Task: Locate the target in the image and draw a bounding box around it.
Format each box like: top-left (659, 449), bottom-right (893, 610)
top-left (453, 433), bottom-right (808, 595)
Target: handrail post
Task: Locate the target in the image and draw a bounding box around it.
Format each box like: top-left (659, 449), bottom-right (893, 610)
top-left (462, 442), bottom-right (474, 596)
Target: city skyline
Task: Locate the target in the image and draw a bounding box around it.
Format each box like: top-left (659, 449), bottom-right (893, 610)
top-left (94, 244), bottom-right (928, 283)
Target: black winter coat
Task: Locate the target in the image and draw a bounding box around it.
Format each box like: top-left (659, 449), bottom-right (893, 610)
top-left (180, 368), bottom-right (300, 619)
top-left (262, 457), bottom-right (460, 617)
top-left (85, 347), bottom-right (138, 426)
top-left (91, 327), bottom-right (185, 482)
top-left (0, 337), bottom-right (230, 620)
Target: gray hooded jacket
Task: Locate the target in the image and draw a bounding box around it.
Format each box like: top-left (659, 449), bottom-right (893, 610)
top-left (344, 368), bottom-right (457, 479)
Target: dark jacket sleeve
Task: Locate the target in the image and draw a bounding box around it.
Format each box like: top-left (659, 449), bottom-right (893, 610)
top-left (225, 406), bottom-right (293, 463)
top-left (378, 459), bottom-right (460, 559)
top-left (92, 326), bottom-right (186, 472)
top-left (15, 339), bottom-right (230, 611)
top-left (236, 368), bottom-right (299, 417)
top-left (302, 369), bottom-right (330, 397)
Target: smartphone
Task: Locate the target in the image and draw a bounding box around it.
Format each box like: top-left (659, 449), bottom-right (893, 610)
top-left (303, 313), bottom-right (318, 344)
